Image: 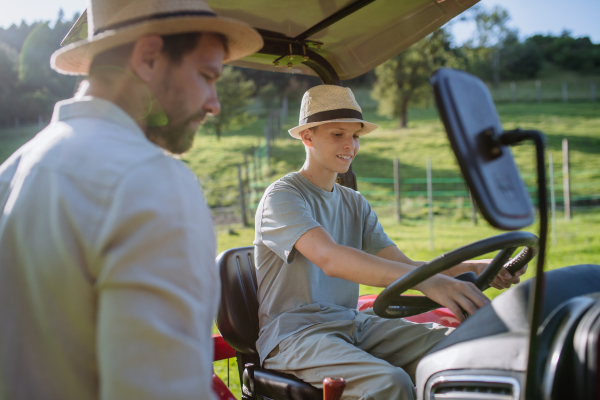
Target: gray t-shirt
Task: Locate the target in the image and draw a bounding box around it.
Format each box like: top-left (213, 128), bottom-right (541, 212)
top-left (254, 172), bottom-right (395, 364)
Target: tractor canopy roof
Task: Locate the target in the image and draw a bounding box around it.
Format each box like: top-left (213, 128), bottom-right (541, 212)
top-left (214, 0), bottom-right (479, 81)
top-left (61, 0), bottom-right (480, 83)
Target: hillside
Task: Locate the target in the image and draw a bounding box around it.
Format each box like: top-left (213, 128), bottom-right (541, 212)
top-left (2, 100), bottom-right (599, 214)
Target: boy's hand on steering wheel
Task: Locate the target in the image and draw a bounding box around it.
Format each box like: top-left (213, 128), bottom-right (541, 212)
top-left (415, 274), bottom-right (490, 322)
top-left (465, 260), bottom-right (528, 290)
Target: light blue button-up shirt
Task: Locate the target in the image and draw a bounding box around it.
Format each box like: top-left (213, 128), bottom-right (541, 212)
top-left (0, 96), bottom-right (218, 400)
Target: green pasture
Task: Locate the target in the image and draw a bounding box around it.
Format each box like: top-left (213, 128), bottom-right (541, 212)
top-left (213, 208), bottom-right (600, 397)
top-left (488, 67), bottom-right (600, 103)
top-left (0, 126), bottom-right (39, 163)
top-left (170, 99), bottom-right (600, 217)
top-left (209, 101), bottom-right (600, 396)
top-left (2, 100), bottom-right (599, 399)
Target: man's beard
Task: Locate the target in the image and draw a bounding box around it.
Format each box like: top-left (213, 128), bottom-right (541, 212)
top-left (145, 111), bottom-right (205, 154)
top-left (143, 71), bottom-right (205, 155)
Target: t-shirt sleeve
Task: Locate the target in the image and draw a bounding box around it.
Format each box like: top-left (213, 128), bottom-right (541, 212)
top-left (360, 195), bottom-right (396, 255)
top-left (259, 186), bottom-right (321, 264)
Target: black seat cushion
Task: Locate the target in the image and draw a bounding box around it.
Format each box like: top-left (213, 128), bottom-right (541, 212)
top-left (428, 264), bottom-right (600, 355)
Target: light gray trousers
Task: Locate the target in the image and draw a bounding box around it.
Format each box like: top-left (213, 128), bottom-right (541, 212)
top-left (263, 309), bottom-right (453, 400)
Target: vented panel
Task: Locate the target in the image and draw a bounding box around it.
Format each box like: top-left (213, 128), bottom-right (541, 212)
top-left (427, 375), bottom-right (520, 400)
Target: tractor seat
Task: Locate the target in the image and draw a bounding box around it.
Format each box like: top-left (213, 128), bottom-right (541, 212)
top-left (215, 247), bottom-right (323, 400)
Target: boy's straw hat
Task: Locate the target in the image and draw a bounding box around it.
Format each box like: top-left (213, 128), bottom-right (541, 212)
top-left (51, 0), bottom-right (263, 75)
top-left (288, 85), bottom-right (378, 139)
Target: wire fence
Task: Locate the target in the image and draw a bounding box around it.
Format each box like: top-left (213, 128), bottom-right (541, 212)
top-left (489, 79), bottom-right (598, 103)
top-left (213, 140), bottom-right (600, 228)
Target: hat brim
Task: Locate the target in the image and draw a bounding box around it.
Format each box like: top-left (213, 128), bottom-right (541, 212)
top-left (288, 118), bottom-right (379, 139)
top-left (51, 16), bottom-right (263, 75)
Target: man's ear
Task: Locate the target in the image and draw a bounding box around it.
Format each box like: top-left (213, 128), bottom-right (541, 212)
top-left (130, 35), bottom-right (165, 83)
top-left (300, 128), bottom-right (314, 148)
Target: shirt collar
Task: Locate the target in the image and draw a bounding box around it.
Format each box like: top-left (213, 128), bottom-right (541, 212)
top-left (51, 96), bottom-right (144, 136)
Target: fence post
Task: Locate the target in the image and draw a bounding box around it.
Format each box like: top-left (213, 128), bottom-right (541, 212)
top-left (282, 96), bottom-right (288, 121)
top-left (251, 154), bottom-right (257, 207)
top-left (549, 153), bottom-right (557, 246)
top-left (562, 82), bottom-right (568, 103)
top-left (562, 139), bottom-right (571, 220)
top-left (237, 165), bottom-right (248, 227)
top-left (243, 153), bottom-right (250, 206)
top-left (591, 82), bottom-right (596, 102)
top-left (427, 158), bottom-right (434, 251)
top-left (243, 153), bottom-right (249, 183)
top-left (264, 141), bottom-right (270, 177)
top-left (536, 80), bottom-right (541, 103)
top-left (393, 157), bottom-right (402, 222)
top-left (511, 81), bottom-right (517, 103)
top-left (469, 190), bottom-right (478, 225)
top-left (38, 115), bottom-right (43, 128)
top-left (492, 51), bottom-right (500, 88)
top-left (255, 145), bottom-right (262, 182)
top-left (456, 196), bottom-right (464, 218)
top-left (276, 110), bottom-right (281, 138)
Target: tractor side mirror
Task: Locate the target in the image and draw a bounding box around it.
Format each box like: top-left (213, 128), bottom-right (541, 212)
top-left (430, 68), bottom-right (534, 230)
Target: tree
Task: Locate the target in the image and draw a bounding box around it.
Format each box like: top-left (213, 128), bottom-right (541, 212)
top-left (470, 5), bottom-right (515, 49)
top-left (257, 82), bottom-right (280, 117)
top-left (528, 32), bottom-right (600, 73)
top-left (371, 29), bottom-right (461, 129)
top-left (202, 66), bottom-right (256, 140)
top-left (501, 37), bottom-right (543, 79)
top-left (468, 5), bottom-right (517, 86)
top-left (0, 41), bottom-right (19, 126)
top-left (0, 11), bottom-right (79, 127)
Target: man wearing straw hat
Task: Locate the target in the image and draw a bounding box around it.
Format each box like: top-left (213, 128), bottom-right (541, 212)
top-left (254, 85), bottom-right (525, 399)
top-left (0, 1), bottom-right (262, 399)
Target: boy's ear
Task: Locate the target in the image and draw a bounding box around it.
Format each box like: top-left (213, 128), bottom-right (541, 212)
top-left (300, 128), bottom-right (314, 148)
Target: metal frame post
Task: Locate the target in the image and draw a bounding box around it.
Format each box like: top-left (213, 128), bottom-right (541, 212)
top-left (427, 158), bottom-right (434, 251)
top-left (562, 139), bottom-right (571, 220)
top-left (549, 153), bottom-right (557, 246)
top-left (393, 157), bottom-right (401, 222)
top-left (237, 165), bottom-right (248, 227)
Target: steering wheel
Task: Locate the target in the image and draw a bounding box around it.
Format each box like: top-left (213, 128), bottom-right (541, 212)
top-left (372, 231), bottom-right (539, 319)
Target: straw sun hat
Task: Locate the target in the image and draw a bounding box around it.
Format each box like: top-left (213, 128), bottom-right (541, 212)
top-left (288, 85), bottom-right (378, 139)
top-left (51, 0), bottom-right (263, 75)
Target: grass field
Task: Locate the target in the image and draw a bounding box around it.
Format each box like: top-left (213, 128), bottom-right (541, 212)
top-left (1, 98), bottom-right (599, 399)
top-left (209, 100), bottom-right (600, 397)
top-left (182, 99), bottom-right (600, 213)
top-left (213, 208), bottom-right (600, 397)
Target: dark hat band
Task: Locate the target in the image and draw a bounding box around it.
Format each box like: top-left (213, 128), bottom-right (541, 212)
top-left (95, 11), bottom-right (217, 35)
top-left (300, 108), bottom-right (363, 125)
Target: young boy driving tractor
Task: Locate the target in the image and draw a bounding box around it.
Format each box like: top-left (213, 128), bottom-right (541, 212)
top-left (253, 85), bottom-right (526, 400)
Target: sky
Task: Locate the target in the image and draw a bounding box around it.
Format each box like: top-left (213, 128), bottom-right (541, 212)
top-left (1, 0), bottom-right (599, 44)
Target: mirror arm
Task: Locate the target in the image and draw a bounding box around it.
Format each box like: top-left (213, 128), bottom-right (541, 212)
top-left (493, 128), bottom-right (548, 400)
top-left (497, 128), bottom-right (546, 146)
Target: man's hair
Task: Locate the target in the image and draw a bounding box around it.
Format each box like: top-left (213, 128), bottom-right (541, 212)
top-left (88, 32), bottom-right (228, 73)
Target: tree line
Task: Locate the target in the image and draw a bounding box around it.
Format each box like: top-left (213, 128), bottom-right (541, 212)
top-left (372, 5), bottom-right (600, 128)
top-left (1, 6), bottom-right (598, 131)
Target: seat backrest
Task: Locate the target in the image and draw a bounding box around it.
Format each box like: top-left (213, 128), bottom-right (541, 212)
top-left (216, 246), bottom-right (260, 357)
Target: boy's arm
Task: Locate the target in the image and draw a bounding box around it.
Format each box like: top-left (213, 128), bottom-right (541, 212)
top-left (294, 227), bottom-right (489, 322)
top-left (375, 246), bottom-right (525, 290)
top-left (376, 246), bottom-right (527, 289)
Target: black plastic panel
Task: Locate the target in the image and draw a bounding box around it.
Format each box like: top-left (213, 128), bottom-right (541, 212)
top-left (430, 68), bottom-right (534, 230)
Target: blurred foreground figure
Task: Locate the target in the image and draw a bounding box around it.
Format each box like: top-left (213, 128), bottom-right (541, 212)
top-left (0, 1), bottom-right (261, 399)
